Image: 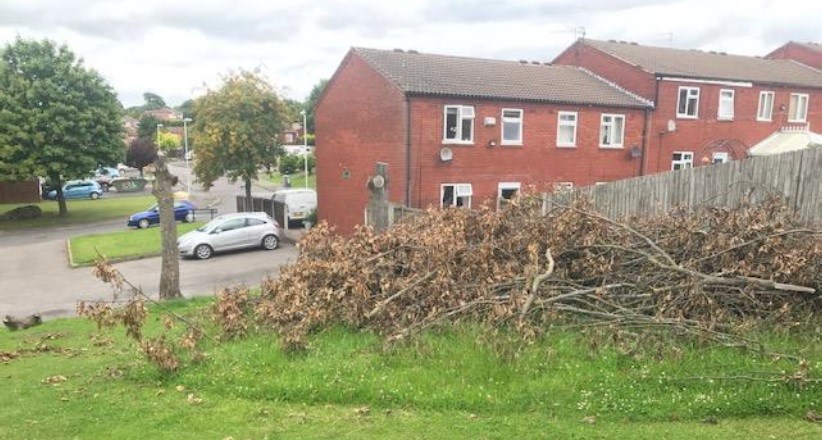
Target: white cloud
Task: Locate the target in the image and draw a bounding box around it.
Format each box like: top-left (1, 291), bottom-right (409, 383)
top-left (1, 0), bottom-right (818, 107)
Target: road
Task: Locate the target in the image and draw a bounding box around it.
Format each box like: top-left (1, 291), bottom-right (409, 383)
top-left (0, 163), bottom-right (298, 319)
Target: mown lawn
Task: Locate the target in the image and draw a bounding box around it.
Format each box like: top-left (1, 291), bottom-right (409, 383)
top-left (267, 170), bottom-right (316, 189)
top-left (68, 222), bottom-right (203, 265)
top-left (0, 195), bottom-right (154, 231)
top-left (0, 298), bottom-right (819, 439)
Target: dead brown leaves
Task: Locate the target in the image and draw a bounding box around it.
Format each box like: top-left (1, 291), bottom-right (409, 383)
top-left (253, 196), bottom-right (820, 350)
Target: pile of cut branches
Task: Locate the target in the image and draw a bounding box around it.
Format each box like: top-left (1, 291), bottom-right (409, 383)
top-left (256, 197), bottom-right (820, 349)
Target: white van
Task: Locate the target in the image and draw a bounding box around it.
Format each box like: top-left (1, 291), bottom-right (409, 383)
top-left (272, 188), bottom-right (317, 223)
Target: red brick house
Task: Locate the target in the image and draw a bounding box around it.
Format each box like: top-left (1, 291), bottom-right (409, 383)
top-left (553, 39), bottom-right (822, 172)
top-left (316, 48), bottom-right (652, 234)
top-left (766, 41), bottom-right (822, 69)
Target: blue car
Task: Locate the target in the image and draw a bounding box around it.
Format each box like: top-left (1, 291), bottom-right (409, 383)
top-left (128, 200), bottom-right (197, 229)
top-left (47, 181), bottom-right (103, 200)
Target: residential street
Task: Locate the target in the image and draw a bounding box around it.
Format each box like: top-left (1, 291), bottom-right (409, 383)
top-left (0, 162), bottom-right (297, 319)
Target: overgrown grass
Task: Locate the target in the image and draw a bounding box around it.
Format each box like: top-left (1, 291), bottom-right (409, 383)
top-left (68, 222), bottom-right (203, 265)
top-left (0, 195), bottom-right (154, 230)
top-left (0, 298), bottom-right (819, 439)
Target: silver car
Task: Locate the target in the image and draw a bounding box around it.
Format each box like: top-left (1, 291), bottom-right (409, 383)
top-left (178, 212), bottom-right (280, 260)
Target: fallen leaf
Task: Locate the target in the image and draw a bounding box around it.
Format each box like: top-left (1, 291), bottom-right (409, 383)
top-left (175, 385), bottom-right (186, 392)
top-left (582, 415), bottom-right (596, 424)
top-left (187, 393), bottom-right (203, 405)
top-left (354, 406), bottom-right (370, 416)
top-left (42, 375), bottom-right (67, 385)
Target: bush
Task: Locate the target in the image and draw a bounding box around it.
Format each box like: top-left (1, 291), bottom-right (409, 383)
top-left (278, 154), bottom-right (315, 175)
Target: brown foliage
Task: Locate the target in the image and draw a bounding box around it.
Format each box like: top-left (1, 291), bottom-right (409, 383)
top-left (256, 197), bottom-right (820, 349)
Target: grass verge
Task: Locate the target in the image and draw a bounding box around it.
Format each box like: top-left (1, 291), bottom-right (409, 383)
top-left (68, 222), bottom-right (203, 265)
top-left (0, 298), bottom-right (819, 439)
top-left (267, 170), bottom-right (316, 189)
top-left (0, 196), bottom-right (154, 231)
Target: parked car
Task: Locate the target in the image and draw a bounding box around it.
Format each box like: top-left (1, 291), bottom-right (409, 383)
top-left (128, 200), bottom-right (197, 229)
top-left (47, 181), bottom-right (103, 200)
top-left (94, 167), bottom-right (120, 191)
top-left (177, 212), bottom-right (280, 260)
top-left (272, 188), bottom-right (317, 224)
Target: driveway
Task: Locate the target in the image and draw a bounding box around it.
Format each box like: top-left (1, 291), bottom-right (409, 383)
top-left (0, 164), bottom-right (298, 319)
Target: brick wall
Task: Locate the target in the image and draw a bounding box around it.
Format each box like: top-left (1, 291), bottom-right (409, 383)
top-left (553, 41), bottom-right (657, 101)
top-left (408, 97), bottom-right (646, 210)
top-left (647, 81), bottom-right (822, 172)
top-left (766, 43), bottom-right (822, 69)
top-left (315, 52), bottom-right (407, 235)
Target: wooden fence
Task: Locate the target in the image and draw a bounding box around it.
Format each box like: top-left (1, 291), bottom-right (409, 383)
top-left (542, 148), bottom-right (822, 225)
top-left (236, 195), bottom-right (289, 231)
top-left (0, 179), bottom-right (40, 204)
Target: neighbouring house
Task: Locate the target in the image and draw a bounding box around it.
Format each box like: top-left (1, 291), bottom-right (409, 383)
top-left (766, 41), bottom-right (822, 70)
top-left (316, 47), bottom-right (653, 234)
top-left (281, 122), bottom-right (304, 145)
top-left (145, 107), bottom-right (183, 121)
top-left (553, 39), bottom-right (822, 171)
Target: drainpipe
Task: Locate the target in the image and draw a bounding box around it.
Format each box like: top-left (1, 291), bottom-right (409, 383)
top-left (405, 95), bottom-right (411, 207)
top-left (639, 107), bottom-right (650, 176)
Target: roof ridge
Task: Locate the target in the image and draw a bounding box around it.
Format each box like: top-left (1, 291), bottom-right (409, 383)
top-left (352, 46), bottom-right (556, 67)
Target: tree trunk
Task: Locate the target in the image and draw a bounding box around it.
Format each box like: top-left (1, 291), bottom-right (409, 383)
top-left (245, 176), bottom-right (252, 211)
top-left (151, 156), bottom-right (182, 300)
top-left (51, 173), bottom-right (67, 217)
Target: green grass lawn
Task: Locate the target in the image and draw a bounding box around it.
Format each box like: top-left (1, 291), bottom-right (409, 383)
top-left (0, 298), bottom-right (819, 439)
top-left (68, 222), bottom-right (204, 265)
top-left (267, 170), bottom-right (316, 189)
top-left (0, 195), bottom-right (154, 231)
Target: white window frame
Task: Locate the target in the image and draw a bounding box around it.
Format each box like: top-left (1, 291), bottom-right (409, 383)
top-left (712, 152), bottom-right (729, 164)
top-left (671, 151), bottom-right (694, 170)
top-left (788, 93), bottom-right (809, 123)
top-left (556, 111), bottom-right (578, 147)
top-left (501, 108), bottom-right (523, 145)
top-left (497, 182), bottom-right (521, 210)
top-left (554, 182), bottom-right (574, 192)
top-left (717, 89), bottom-right (734, 120)
top-left (677, 86), bottom-right (700, 119)
top-left (443, 105), bottom-right (475, 144)
top-left (441, 183), bottom-right (473, 208)
top-left (757, 91), bottom-right (774, 122)
top-left (599, 113), bottom-right (625, 148)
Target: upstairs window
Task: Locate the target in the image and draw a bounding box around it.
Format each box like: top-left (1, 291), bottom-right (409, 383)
top-left (717, 89), bottom-right (734, 120)
top-left (677, 86), bottom-right (700, 118)
top-left (788, 93), bottom-right (809, 123)
top-left (441, 183), bottom-right (472, 208)
top-left (671, 151), bottom-right (694, 170)
top-left (556, 111), bottom-right (577, 147)
top-left (599, 114), bottom-right (625, 148)
top-left (443, 105), bottom-right (474, 143)
top-left (501, 109), bottom-right (523, 145)
top-left (757, 91), bottom-right (774, 121)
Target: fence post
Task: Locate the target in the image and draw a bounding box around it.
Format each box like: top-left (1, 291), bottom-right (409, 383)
top-left (366, 162), bottom-right (390, 231)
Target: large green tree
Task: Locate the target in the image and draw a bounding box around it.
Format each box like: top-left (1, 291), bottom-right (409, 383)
top-left (142, 92), bottom-right (166, 110)
top-left (0, 38), bottom-right (124, 215)
top-left (303, 78), bottom-right (328, 133)
top-left (192, 69), bottom-right (284, 202)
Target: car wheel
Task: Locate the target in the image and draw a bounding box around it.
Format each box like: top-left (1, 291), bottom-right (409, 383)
top-left (90, 192), bottom-right (100, 200)
top-left (194, 244), bottom-right (213, 260)
top-left (138, 218), bottom-right (150, 229)
top-left (184, 211), bottom-right (194, 223)
top-left (262, 234), bottom-right (279, 250)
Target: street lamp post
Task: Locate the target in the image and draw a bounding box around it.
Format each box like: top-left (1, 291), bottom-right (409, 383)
top-left (300, 110), bottom-right (309, 189)
top-left (183, 117), bottom-right (192, 193)
top-left (156, 123), bottom-right (163, 146)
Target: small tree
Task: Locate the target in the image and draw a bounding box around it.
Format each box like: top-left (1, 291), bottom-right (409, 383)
top-left (137, 114), bottom-right (161, 141)
top-left (192, 69), bottom-right (285, 204)
top-left (156, 131), bottom-right (180, 155)
top-left (0, 38), bottom-right (124, 216)
top-left (304, 79), bottom-right (328, 133)
top-left (125, 138), bottom-right (157, 175)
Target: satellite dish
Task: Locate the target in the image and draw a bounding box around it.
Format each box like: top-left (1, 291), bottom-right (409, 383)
top-left (439, 147), bottom-right (453, 162)
top-left (667, 119), bottom-right (677, 132)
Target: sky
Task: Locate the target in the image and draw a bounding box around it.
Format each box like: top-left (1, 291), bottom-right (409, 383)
top-left (0, 0), bottom-right (819, 108)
